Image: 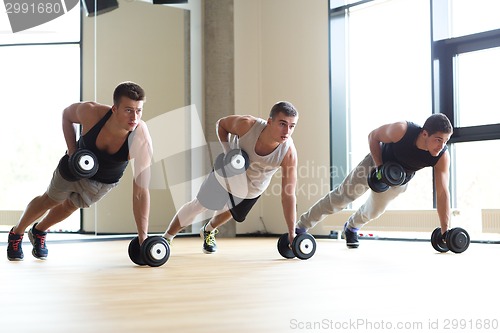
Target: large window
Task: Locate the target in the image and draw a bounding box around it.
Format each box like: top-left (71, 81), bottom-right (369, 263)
top-left (450, 0), bottom-right (500, 38)
top-left (0, 3), bottom-right (81, 232)
top-left (329, 0), bottom-right (500, 237)
top-left (453, 140), bottom-right (500, 234)
top-left (330, 0), bottom-right (433, 209)
top-left (455, 47), bottom-right (500, 128)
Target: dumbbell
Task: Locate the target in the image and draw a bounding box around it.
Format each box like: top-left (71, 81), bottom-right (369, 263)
top-left (128, 236), bottom-right (170, 267)
top-left (430, 227), bottom-right (470, 254)
top-left (214, 149), bottom-right (250, 178)
top-left (367, 162), bottom-right (406, 193)
top-left (277, 232), bottom-right (317, 260)
top-left (58, 149), bottom-right (99, 181)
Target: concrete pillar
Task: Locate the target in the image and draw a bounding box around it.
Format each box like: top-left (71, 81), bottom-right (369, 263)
top-left (204, 0), bottom-right (236, 237)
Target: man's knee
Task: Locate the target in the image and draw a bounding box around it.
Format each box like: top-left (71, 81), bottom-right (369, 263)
top-left (62, 198), bottom-right (79, 212)
top-left (39, 193), bottom-right (62, 209)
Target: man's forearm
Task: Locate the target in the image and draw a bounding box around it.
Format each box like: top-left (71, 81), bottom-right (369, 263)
top-left (133, 187), bottom-right (150, 243)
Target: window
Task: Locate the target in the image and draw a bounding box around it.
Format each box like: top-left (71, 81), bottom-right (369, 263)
top-left (0, 3), bottom-right (81, 232)
top-left (329, 0), bottom-right (500, 238)
top-left (330, 0), bottom-right (433, 209)
top-left (452, 140), bottom-right (500, 235)
top-left (450, 0), bottom-right (500, 38)
top-left (455, 47), bottom-right (500, 127)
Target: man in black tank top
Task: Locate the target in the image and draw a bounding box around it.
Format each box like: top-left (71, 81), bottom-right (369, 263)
top-left (7, 82), bottom-right (153, 261)
top-left (295, 114), bottom-right (453, 249)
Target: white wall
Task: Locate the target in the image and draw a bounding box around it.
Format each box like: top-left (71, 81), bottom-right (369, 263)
top-left (233, 0), bottom-right (331, 235)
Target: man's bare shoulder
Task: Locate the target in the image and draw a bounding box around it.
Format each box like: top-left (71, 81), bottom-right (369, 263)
top-left (220, 115), bottom-right (258, 136)
top-left (77, 102), bottom-right (111, 116)
top-left (77, 102), bottom-right (111, 132)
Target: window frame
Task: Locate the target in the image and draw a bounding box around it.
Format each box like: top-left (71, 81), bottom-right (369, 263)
top-left (433, 28), bottom-right (500, 143)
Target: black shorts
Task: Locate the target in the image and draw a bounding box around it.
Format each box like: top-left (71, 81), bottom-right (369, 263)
top-left (197, 171), bottom-right (260, 222)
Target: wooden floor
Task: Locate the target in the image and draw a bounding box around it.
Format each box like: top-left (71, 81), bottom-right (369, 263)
top-left (2, 236), bottom-right (500, 333)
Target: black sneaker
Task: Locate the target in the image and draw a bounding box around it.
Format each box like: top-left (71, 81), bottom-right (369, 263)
top-left (28, 223), bottom-right (48, 260)
top-left (7, 228), bottom-right (24, 261)
top-left (200, 225), bottom-right (218, 254)
top-left (342, 223), bottom-right (359, 249)
top-left (295, 227), bottom-right (307, 235)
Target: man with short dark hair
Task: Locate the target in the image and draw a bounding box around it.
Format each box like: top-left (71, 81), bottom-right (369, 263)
top-left (7, 81), bottom-right (153, 261)
top-left (295, 113), bottom-right (453, 249)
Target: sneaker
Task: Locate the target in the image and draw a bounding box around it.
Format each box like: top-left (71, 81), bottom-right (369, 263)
top-left (28, 223), bottom-right (48, 260)
top-left (200, 225), bottom-right (218, 254)
top-left (342, 222), bottom-right (359, 249)
top-left (295, 227), bottom-right (307, 235)
top-left (7, 228), bottom-right (24, 261)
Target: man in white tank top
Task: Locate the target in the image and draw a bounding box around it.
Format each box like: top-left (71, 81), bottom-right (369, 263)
top-left (162, 101), bottom-right (299, 254)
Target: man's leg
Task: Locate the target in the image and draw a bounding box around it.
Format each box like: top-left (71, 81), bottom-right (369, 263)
top-left (12, 193), bottom-right (60, 234)
top-left (343, 183), bottom-right (409, 248)
top-left (201, 209), bottom-right (232, 254)
top-left (162, 198), bottom-right (208, 242)
top-left (297, 154), bottom-right (373, 230)
top-left (36, 198), bottom-right (79, 231)
top-left (25, 198), bottom-right (80, 260)
top-left (7, 193), bottom-right (60, 261)
top-left (201, 196), bottom-right (258, 254)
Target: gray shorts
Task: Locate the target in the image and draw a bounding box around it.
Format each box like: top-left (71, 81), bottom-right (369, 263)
top-left (47, 168), bottom-right (118, 208)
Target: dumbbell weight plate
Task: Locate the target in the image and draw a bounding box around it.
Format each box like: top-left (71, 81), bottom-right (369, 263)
top-left (446, 227), bottom-right (470, 254)
top-left (277, 233), bottom-right (295, 259)
top-left (214, 153), bottom-right (225, 177)
top-left (141, 236), bottom-right (170, 267)
top-left (382, 162), bottom-right (406, 186)
top-left (69, 149), bottom-right (99, 179)
top-left (291, 233), bottom-right (317, 260)
top-left (368, 169), bottom-right (389, 193)
top-left (224, 149), bottom-right (249, 177)
top-left (128, 237), bottom-right (147, 266)
top-left (430, 227), bottom-right (449, 253)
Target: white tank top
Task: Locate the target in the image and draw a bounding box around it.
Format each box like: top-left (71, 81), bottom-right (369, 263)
top-left (215, 118), bottom-right (292, 199)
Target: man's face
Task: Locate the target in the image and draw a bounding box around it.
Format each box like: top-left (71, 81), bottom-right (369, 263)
top-left (268, 113), bottom-right (298, 144)
top-left (425, 131), bottom-right (452, 156)
top-left (113, 96), bottom-right (144, 131)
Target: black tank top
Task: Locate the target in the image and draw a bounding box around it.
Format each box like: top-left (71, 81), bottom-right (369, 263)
top-left (382, 121), bottom-right (447, 183)
top-left (78, 109), bottom-right (130, 184)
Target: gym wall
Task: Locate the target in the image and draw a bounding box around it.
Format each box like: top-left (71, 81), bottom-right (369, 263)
top-left (233, 0), bottom-right (330, 235)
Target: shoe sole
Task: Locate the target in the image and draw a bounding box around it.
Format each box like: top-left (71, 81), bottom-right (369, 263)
top-left (28, 230), bottom-right (48, 260)
top-left (7, 256), bottom-right (24, 261)
top-left (342, 231), bottom-right (360, 249)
